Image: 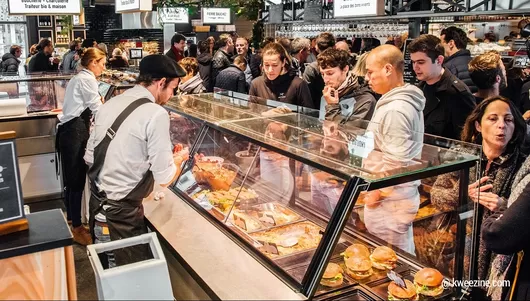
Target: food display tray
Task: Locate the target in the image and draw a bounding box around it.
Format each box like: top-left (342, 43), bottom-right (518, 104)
top-left (315, 285), bottom-right (384, 301)
top-left (365, 269), bottom-right (454, 301)
top-left (249, 221), bottom-right (324, 259)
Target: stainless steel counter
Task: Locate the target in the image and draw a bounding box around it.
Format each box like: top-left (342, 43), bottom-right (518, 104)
top-left (144, 188), bottom-right (306, 301)
top-left (0, 112), bottom-right (62, 201)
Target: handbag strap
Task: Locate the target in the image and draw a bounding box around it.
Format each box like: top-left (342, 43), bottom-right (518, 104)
top-left (88, 98), bottom-right (152, 197)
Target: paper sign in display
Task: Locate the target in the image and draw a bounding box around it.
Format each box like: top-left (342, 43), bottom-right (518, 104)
top-left (348, 131), bottom-right (375, 158)
top-left (115, 0), bottom-right (151, 13)
top-left (8, 0), bottom-right (81, 15)
top-left (202, 8), bottom-right (231, 24)
top-left (333, 0), bottom-right (379, 17)
top-left (0, 141), bottom-right (24, 224)
top-left (158, 7), bottom-right (189, 24)
top-left (234, 213), bottom-right (248, 231)
top-left (258, 212), bottom-right (276, 226)
top-left (258, 240), bottom-right (280, 255)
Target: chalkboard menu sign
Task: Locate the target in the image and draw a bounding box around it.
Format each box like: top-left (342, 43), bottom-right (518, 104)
top-left (0, 134), bottom-right (24, 224)
top-left (304, 1), bottom-right (322, 23)
top-left (403, 39), bottom-right (417, 85)
top-left (269, 4), bottom-right (283, 24)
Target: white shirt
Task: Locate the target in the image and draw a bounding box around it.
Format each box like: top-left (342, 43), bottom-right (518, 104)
top-left (59, 69), bottom-right (101, 124)
top-left (84, 85), bottom-right (177, 201)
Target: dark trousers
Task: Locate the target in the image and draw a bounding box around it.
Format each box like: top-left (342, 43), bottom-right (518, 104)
top-left (89, 193), bottom-right (151, 267)
top-left (58, 117), bottom-right (89, 228)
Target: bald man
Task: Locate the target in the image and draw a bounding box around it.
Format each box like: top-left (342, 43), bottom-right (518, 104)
top-left (361, 45), bottom-right (426, 255)
top-left (335, 41), bottom-right (351, 53)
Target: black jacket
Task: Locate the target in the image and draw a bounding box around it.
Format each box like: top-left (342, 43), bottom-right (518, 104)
top-left (108, 56), bottom-right (129, 69)
top-left (325, 84), bottom-right (377, 124)
top-left (419, 69), bottom-right (476, 140)
top-left (302, 61), bottom-right (325, 110)
top-left (520, 80), bottom-right (530, 114)
top-left (250, 53), bottom-right (262, 79)
top-left (249, 73), bottom-right (313, 108)
top-left (1, 53), bottom-right (20, 74)
top-left (443, 49), bottom-right (477, 93)
top-left (482, 158), bottom-right (530, 301)
top-left (211, 49), bottom-right (232, 88)
top-left (215, 65), bottom-right (247, 94)
top-left (197, 52), bottom-right (213, 92)
top-left (27, 51), bottom-right (58, 73)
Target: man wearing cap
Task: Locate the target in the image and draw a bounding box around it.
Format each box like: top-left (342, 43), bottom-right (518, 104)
top-left (84, 55), bottom-right (188, 266)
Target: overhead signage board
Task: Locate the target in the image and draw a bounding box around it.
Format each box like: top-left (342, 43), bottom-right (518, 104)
top-left (158, 7), bottom-right (189, 24)
top-left (202, 8), bottom-right (231, 25)
top-left (333, 0), bottom-right (384, 18)
top-left (8, 0), bottom-right (81, 15)
top-left (115, 0), bottom-right (152, 13)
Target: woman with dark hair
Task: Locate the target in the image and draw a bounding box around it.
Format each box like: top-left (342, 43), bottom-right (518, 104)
top-left (482, 154), bottom-right (530, 300)
top-left (28, 39), bottom-right (59, 72)
top-left (249, 42), bottom-right (313, 108)
top-left (360, 38), bottom-right (381, 54)
top-left (431, 96), bottom-right (527, 298)
top-left (187, 44), bottom-right (198, 58)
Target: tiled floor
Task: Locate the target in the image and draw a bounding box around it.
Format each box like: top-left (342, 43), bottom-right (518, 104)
top-left (28, 199), bottom-right (98, 300)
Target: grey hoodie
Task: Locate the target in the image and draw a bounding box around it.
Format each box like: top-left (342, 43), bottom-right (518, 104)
top-left (363, 83), bottom-right (426, 254)
top-left (178, 74), bottom-right (206, 95)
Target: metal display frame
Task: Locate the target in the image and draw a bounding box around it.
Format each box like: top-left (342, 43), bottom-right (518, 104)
top-left (163, 94), bottom-right (479, 299)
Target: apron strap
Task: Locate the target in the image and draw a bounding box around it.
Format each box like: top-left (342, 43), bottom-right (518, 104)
top-left (88, 98), bottom-right (152, 198)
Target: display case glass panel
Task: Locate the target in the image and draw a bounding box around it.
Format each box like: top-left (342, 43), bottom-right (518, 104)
top-left (166, 94), bottom-right (481, 299)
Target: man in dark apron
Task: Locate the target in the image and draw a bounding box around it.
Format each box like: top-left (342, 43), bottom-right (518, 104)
top-left (85, 55), bottom-right (187, 266)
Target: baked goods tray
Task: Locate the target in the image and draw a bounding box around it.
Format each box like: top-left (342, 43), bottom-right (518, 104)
top-left (315, 285), bottom-right (383, 301)
top-left (364, 269), bottom-right (454, 301)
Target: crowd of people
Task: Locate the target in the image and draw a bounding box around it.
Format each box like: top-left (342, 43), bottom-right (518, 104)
top-left (3, 26), bottom-right (530, 300)
top-left (161, 28), bottom-right (530, 300)
top-left (0, 37), bottom-right (129, 75)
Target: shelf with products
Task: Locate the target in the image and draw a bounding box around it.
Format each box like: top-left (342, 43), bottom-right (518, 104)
top-left (152, 92), bottom-right (481, 299)
top-left (37, 16), bottom-right (52, 27)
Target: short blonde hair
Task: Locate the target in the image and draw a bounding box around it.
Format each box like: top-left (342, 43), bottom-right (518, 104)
top-left (352, 52), bottom-right (369, 77)
top-left (179, 57), bottom-right (199, 76)
top-left (112, 48), bottom-right (123, 57)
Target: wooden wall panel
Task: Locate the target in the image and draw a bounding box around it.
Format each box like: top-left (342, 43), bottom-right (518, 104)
top-left (0, 248), bottom-right (69, 300)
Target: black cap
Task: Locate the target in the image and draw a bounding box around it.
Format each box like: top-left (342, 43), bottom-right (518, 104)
top-left (139, 54), bottom-right (186, 78)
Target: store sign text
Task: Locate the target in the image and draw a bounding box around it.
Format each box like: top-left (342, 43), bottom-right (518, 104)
top-left (333, 0), bottom-right (379, 17)
top-left (9, 0), bottom-right (81, 14)
top-left (159, 7), bottom-right (189, 24)
top-left (115, 0), bottom-right (151, 13)
top-left (202, 8), bottom-right (230, 24)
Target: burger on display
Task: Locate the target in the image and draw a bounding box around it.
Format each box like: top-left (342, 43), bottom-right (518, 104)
top-left (344, 256), bottom-right (374, 280)
top-left (370, 246), bottom-right (398, 270)
top-left (320, 263), bottom-right (344, 288)
top-left (387, 279), bottom-right (418, 301)
top-left (414, 268), bottom-right (444, 297)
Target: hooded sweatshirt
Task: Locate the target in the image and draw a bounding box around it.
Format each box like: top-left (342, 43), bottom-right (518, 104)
top-left (178, 74), bottom-right (206, 95)
top-left (363, 84), bottom-right (426, 254)
top-left (321, 72), bottom-right (377, 123)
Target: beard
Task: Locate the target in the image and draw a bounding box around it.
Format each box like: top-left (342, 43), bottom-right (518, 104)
top-left (499, 74), bottom-right (508, 90)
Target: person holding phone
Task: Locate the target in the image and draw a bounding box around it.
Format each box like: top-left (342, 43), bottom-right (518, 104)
top-left (431, 96), bottom-right (528, 295)
top-left (57, 48), bottom-right (106, 245)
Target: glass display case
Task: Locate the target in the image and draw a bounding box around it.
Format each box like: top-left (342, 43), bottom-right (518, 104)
top-left (164, 93), bottom-right (481, 300)
top-left (0, 73), bottom-right (72, 112)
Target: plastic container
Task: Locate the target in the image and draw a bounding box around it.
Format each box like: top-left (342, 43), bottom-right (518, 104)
top-left (87, 233), bottom-right (173, 300)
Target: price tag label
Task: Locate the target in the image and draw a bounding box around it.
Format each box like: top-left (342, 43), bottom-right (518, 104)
top-left (348, 131), bottom-right (375, 158)
top-left (258, 240), bottom-right (280, 255)
top-left (258, 212), bottom-right (276, 226)
top-left (234, 213), bottom-right (248, 231)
